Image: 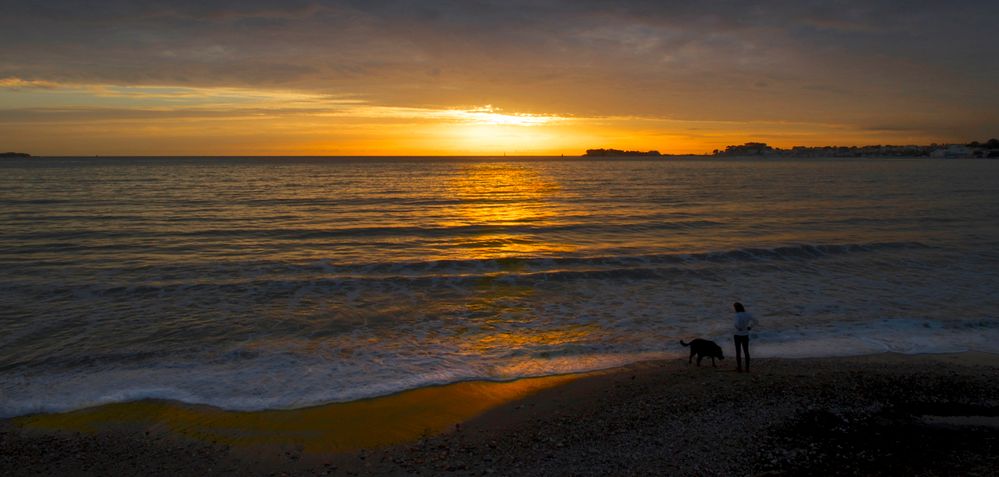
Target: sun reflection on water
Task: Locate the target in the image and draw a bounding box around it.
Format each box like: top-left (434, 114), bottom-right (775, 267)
top-left (441, 162), bottom-right (577, 259)
top-left (436, 163), bottom-right (594, 371)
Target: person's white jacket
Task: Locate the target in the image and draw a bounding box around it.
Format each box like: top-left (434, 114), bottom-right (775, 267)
top-left (734, 311), bottom-right (757, 336)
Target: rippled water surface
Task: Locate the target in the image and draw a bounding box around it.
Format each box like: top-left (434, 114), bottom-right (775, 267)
top-left (1, 157), bottom-right (997, 415)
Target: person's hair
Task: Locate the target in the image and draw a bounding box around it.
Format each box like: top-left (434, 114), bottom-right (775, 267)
top-left (733, 302), bottom-right (745, 312)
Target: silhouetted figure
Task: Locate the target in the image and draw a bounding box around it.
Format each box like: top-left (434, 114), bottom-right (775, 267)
top-left (733, 302), bottom-right (757, 372)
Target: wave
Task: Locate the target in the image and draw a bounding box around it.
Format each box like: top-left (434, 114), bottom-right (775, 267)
top-left (3, 316), bottom-right (997, 418)
top-left (1, 220), bottom-right (725, 242)
top-left (316, 241), bottom-right (929, 275)
top-left (0, 241), bottom-right (931, 300)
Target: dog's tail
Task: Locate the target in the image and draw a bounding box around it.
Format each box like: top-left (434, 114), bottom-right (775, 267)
top-left (680, 340), bottom-right (689, 347)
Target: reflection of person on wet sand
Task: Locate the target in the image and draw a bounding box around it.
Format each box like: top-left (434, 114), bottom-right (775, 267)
top-left (733, 302), bottom-right (757, 372)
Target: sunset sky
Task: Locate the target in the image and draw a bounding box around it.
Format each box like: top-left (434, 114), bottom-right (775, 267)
top-left (2, 0), bottom-right (997, 156)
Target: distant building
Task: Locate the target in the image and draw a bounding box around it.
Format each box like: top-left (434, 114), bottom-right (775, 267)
top-left (719, 142), bottom-right (773, 156)
top-left (930, 145), bottom-right (974, 158)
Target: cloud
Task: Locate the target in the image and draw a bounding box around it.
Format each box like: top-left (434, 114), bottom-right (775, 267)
top-left (1, 0), bottom-right (997, 140)
top-left (0, 77), bottom-right (61, 90)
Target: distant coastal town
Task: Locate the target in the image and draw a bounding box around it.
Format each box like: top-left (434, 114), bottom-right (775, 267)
top-left (585, 138), bottom-right (999, 158)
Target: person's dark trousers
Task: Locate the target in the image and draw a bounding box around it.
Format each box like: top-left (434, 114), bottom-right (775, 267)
top-left (734, 335), bottom-right (750, 372)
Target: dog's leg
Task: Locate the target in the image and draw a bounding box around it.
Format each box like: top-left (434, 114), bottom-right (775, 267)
top-left (688, 349), bottom-right (694, 364)
top-left (711, 357), bottom-right (716, 367)
top-left (696, 355), bottom-right (703, 366)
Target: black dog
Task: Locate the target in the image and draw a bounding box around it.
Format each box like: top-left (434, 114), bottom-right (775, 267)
top-left (680, 339), bottom-right (725, 367)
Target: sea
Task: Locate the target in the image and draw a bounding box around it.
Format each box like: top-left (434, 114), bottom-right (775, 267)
top-left (1, 156), bottom-right (997, 417)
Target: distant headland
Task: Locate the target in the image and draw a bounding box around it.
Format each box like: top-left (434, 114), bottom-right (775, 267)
top-left (0, 152), bottom-right (32, 158)
top-left (585, 138), bottom-right (999, 159)
top-left (583, 148), bottom-right (661, 157)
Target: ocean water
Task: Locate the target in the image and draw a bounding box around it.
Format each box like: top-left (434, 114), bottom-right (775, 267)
top-left (1, 156), bottom-right (997, 417)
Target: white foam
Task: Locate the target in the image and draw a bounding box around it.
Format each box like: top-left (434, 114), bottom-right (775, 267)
top-left (730, 318), bottom-right (996, 359)
top-left (3, 314), bottom-right (997, 418)
top-left (0, 349), bottom-right (668, 417)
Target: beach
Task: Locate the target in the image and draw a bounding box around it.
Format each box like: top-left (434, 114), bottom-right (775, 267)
top-left (3, 352), bottom-right (998, 476)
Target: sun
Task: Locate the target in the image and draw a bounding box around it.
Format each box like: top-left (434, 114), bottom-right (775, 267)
top-left (452, 105), bottom-right (561, 127)
top-left (434, 105), bottom-right (574, 154)
top-left (445, 124), bottom-right (552, 154)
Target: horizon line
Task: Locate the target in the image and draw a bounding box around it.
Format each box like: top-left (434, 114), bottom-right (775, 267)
top-left (8, 139), bottom-right (995, 159)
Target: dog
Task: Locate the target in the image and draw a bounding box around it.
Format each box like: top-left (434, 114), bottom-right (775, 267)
top-left (680, 339), bottom-right (725, 367)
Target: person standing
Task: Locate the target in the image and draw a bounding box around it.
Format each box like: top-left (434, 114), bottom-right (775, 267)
top-left (733, 302), bottom-right (757, 372)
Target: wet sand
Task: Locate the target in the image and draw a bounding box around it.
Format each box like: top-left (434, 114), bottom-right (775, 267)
top-left (3, 352), bottom-right (998, 476)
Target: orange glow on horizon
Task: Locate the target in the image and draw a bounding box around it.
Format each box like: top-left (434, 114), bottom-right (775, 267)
top-left (0, 80), bottom-right (953, 156)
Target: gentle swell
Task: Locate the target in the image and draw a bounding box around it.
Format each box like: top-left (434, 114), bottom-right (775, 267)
top-left (316, 241), bottom-right (930, 276)
top-left (1, 220), bottom-right (725, 242)
top-left (0, 242), bottom-right (930, 296)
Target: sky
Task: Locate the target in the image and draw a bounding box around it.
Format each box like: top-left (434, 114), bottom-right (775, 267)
top-left (1, 0), bottom-right (997, 156)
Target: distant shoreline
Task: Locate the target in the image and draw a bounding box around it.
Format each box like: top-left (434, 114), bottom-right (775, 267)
top-left (4, 154), bottom-right (996, 160)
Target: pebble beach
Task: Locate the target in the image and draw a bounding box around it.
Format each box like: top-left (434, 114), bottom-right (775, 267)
top-left (3, 352), bottom-right (998, 476)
